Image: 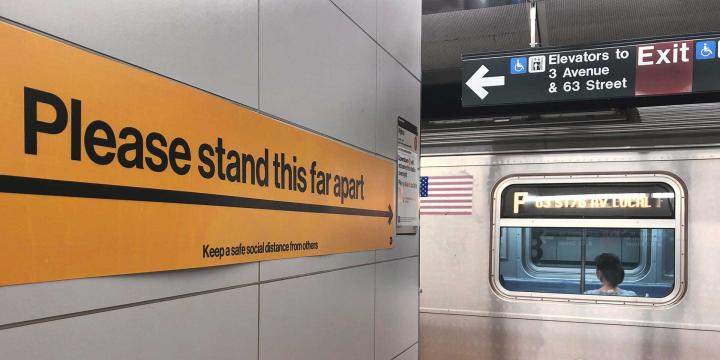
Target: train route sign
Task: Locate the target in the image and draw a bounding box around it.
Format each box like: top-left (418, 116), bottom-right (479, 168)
top-left (462, 35), bottom-right (720, 107)
top-left (0, 21), bottom-right (395, 286)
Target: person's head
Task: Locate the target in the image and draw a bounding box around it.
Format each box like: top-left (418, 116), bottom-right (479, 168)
top-left (594, 253), bottom-right (625, 288)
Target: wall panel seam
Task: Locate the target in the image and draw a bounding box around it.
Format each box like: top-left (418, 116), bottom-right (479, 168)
top-left (325, 0), bottom-right (420, 82)
top-left (0, 256), bottom-right (418, 331)
top-left (377, 45), bottom-right (421, 83)
top-left (0, 282), bottom-right (259, 332)
top-left (391, 341), bottom-right (418, 360)
top-left (260, 255), bottom-right (418, 284)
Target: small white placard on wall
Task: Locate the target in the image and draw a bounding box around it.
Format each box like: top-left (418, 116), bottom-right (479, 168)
top-left (397, 117), bottom-right (419, 234)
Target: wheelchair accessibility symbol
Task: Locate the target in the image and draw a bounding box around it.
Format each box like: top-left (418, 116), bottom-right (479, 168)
top-left (701, 44), bottom-right (713, 56)
top-left (696, 40), bottom-right (717, 60)
top-left (510, 57), bottom-right (527, 74)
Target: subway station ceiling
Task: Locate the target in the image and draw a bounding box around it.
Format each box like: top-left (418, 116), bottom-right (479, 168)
top-left (422, 0), bottom-right (720, 121)
top-left (423, 0), bottom-right (720, 84)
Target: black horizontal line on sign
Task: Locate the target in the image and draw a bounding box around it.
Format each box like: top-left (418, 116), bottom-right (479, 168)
top-left (0, 175), bottom-right (392, 220)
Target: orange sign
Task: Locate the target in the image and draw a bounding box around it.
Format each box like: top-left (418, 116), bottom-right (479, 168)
top-left (0, 21), bottom-right (395, 286)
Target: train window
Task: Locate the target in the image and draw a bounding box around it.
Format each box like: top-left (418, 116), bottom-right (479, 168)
top-left (492, 174), bottom-right (685, 305)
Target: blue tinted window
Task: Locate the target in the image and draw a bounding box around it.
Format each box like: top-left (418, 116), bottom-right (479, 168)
top-left (499, 227), bottom-right (674, 298)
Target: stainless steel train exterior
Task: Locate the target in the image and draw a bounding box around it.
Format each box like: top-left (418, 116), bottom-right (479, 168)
top-left (420, 128), bottom-right (720, 359)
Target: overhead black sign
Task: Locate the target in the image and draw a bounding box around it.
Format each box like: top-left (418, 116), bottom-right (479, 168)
top-left (462, 34), bottom-right (720, 107)
top-left (500, 183), bottom-right (676, 219)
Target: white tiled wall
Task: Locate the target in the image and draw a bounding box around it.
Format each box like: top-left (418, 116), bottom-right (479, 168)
top-left (378, 0), bottom-right (422, 79)
top-left (376, 47), bottom-right (422, 160)
top-left (260, 266), bottom-right (376, 360)
top-left (0, 263), bottom-right (258, 325)
top-left (0, 287), bottom-right (259, 360)
top-left (259, 0), bottom-right (377, 151)
top-left (0, 0), bottom-right (420, 358)
top-left (375, 257), bottom-right (420, 360)
top-left (0, 0), bottom-right (259, 107)
top-left (260, 250), bottom-right (375, 281)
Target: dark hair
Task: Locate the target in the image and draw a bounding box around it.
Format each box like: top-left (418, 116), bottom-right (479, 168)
top-left (595, 253), bottom-right (625, 287)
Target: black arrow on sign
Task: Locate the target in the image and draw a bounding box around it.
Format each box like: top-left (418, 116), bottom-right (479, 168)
top-left (0, 175), bottom-right (394, 223)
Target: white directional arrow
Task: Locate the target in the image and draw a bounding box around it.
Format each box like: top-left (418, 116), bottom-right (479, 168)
top-left (466, 65), bottom-right (505, 100)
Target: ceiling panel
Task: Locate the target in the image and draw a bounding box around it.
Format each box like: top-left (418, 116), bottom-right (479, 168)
top-left (422, 4), bottom-right (529, 71)
top-left (542, 0), bottom-right (720, 46)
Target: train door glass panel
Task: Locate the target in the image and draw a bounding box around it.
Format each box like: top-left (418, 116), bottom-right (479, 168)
top-left (493, 175), bottom-right (685, 305)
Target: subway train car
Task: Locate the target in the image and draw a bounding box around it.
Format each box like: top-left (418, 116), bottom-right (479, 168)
top-left (419, 104), bottom-right (720, 359)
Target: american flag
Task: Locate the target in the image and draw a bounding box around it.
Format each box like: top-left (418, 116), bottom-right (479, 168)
top-left (419, 175), bottom-right (473, 215)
